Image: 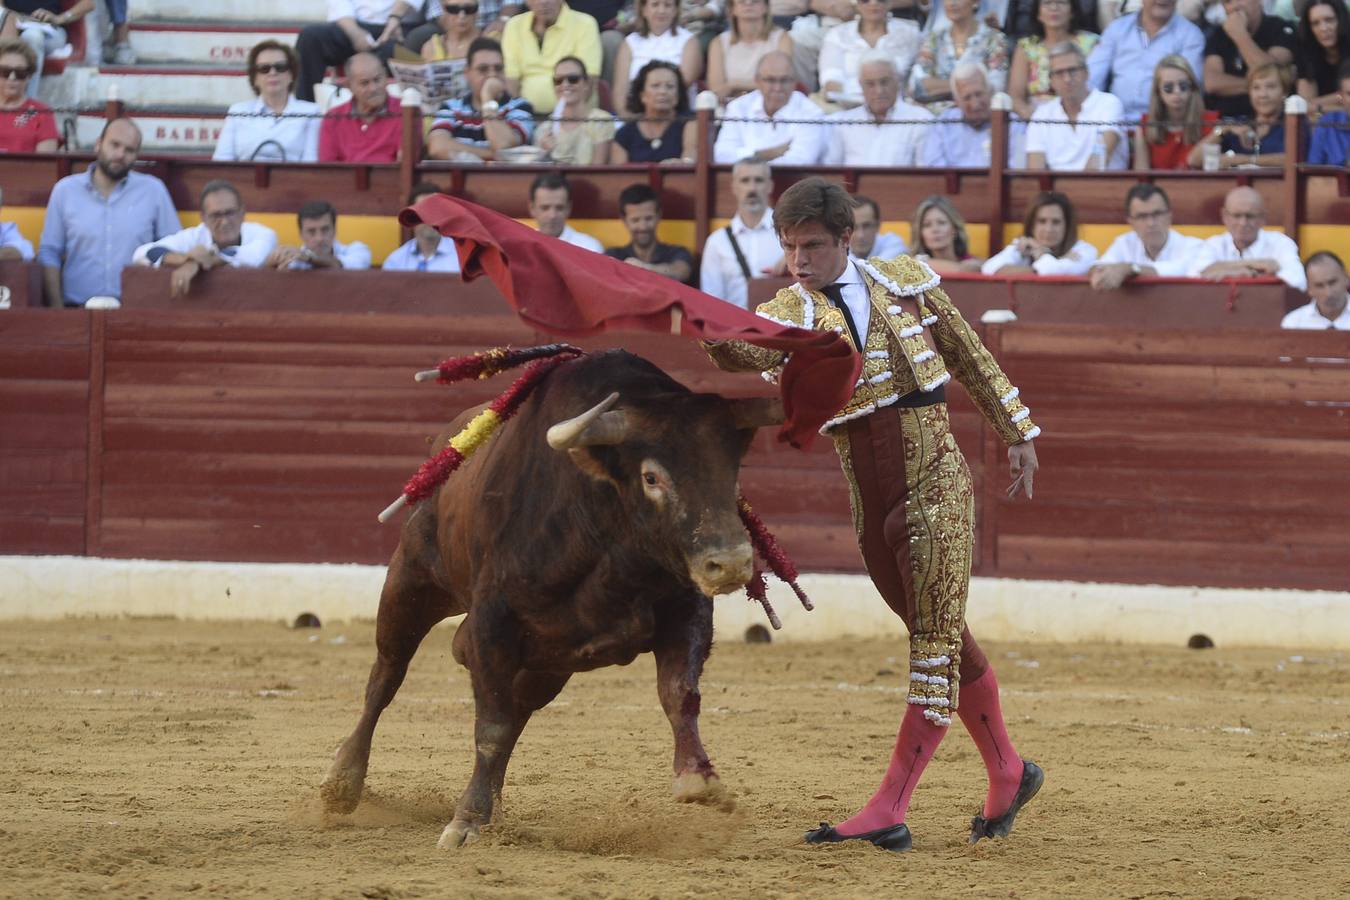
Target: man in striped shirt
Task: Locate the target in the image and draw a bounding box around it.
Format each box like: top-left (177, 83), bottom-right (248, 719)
top-left (425, 37), bottom-right (534, 161)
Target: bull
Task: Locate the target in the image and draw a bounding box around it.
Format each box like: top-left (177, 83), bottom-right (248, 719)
top-left (320, 349), bottom-right (784, 848)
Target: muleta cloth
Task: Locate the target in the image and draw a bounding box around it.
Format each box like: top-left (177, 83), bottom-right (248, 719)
top-left (401, 194), bottom-right (862, 448)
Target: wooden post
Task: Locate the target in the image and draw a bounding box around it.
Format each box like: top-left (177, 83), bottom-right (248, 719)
top-left (1282, 96), bottom-right (1306, 242)
top-left (988, 100), bottom-right (1010, 257)
top-left (693, 91), bottom-right (718, 250)
top-left (399, 88), bottom-right (424, 213)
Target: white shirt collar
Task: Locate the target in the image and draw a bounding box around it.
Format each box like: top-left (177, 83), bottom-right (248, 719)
top-left (835, 258), bottom-right (864, 287)
top-left (732, 208), bottom-right (774, 234)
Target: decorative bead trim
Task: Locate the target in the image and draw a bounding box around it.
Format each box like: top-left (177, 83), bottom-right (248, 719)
top-left (760, 370), bottom-right (780, 385)
top-left (1023, 425), bottom-right (1042, 440)
top-left (789, 282), bottom-right (817, 329)
top-left (921, 314), bottom-right (938, 326)
top-left (910, 672), bottom-right (950, 687)
top-left (924, 709), bottom-right (952, 726)
top-left (866, 350), bottom-right (889, 359)
top-left (855, 377), bottom-right (865, 388)
top-left (875, 392), bottom-right (901, 410)
top-left (1000, 387), bottom-right (1020, 405)
top-left (1010, 408), bottom-right (1030, 424)
top-left (756, 312), bottom-right (797, 328)
top-left (898, 324), bottom-right (923, 338)
top-left (818, 390), bottom-right (899, 433)
top-left (911, 350), bottom-right (936, 365)
top-left (912, 654), bottom-right (951, 668)
top-left (868, 370), bottom-right (893, 385)
top-left (887, 304), bottom-right (903, 315)
top-left (921, 372), bottom-right (952, 392)
top-left (908, 695), bottom-right (952, 706)
top-left (856, 257), bottom-right (940, 297)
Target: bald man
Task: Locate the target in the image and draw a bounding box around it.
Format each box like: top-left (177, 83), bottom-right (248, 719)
top-left (713, 51), bottom-right (828, 165)
top-left (318, 52), bottom-right (403, 163)
top-left (1188, 187), bottom-right (1306, 290)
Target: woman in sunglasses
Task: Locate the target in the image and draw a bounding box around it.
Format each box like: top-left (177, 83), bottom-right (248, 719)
top-left (533, 56), bottom-right (614, 163)
top-left (421, 0), bottom-right (481, 100)
top-left (1135, 55), bottom-right (1214, 170)
top-left (213, 39), bottom-right (321, 162)
top-left (0, 37), bottom-right (56, 153)
top-left (0, 0), bottom-right (92, 98)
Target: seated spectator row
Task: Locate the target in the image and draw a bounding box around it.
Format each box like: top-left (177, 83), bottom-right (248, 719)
top-left (19, 117), bottom-right (1343, 332)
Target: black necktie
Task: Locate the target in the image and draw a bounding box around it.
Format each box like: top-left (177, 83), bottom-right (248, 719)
top-left (822, 282), bottom-right (863, 349)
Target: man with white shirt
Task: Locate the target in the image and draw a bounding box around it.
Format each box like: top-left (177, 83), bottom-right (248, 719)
top-left (712, 52), bottom-right (828, 166)
top-left (528, 172), bottom-right (602, 253)
top-left (699, 159), bottom-right (782, 309)
top-left (1090, 184), bottom-right (1201, 291)
top-left (296, 1), bottom-right (437, 102)
top-left (266, 201), bottom-right (372, 270)
top-left (921, 62), bottom-right (1026, 168)
top-left (849, 195), bottom-right (906, 260)
top-left (132, 180), bottom-right (278, 299)
top-left (1281, 252), bottom-right (1350, 330)
top-left (383, 182), bottom-right (462, 273)
top-left (1025, 42), bottom-right (1128, 171)
top-left (824, 53), bottom-right (933, 168)
top-left (1189, 186), bottom-right (1306, 290)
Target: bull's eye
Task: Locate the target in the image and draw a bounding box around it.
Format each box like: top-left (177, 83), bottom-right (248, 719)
top-left (643, 472), bottom-right (659, 487)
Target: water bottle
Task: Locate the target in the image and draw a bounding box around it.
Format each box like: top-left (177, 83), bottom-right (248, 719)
top-left (1202, 127), bottom-right (1222, 171)
top-left (1089, 130), bottom-right (1107, 170)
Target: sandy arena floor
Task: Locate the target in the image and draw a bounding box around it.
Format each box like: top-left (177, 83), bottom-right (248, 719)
top-left (1, 617), bottom-right (1347, 899)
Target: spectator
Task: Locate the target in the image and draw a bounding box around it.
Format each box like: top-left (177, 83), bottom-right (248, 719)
top-left (604, 183), bottom-right (694, 283)
top-left (818, 0), bottom-right (922, 102)
top-left (680, 0), bottom-right (724, 40)
top-left (1133, 54), bottom-right (1215, 169)
top-left (427, 37), bottom-right (534, 161)
top-left (103, 0), bottom-right (134, 65)
top-left (1189, 186), bottom-right (1305, 289)
top-left (613, 0), bottom-right (701, 114)
top-left (1008, 0), bottom-right (1099, 120)
top-left (0, 0), bottom-right (92, 98)
top-left (1187, 62), bottom-right (1290, 168)
top-left (533, 56), bottom-right (613, 163)
top-left (296, 1), bottom-right (436, 103)
top-left (502, 0), bottom-right (602, 113)
top-left (564, 0), bottom-right (626, 85)
top-left (921, 62), bottom-right (1028, 167)
top-left (766, 0), bottom-right (856, 94)
top-left (908, 0), bottom-right (1010, 108)
top-left (1089, 184), bottom-right (1203, 290)
top-left (825, 53), bottom-right (934, 166)
top-left (214, 41), bottom-right (322, 163)
top-left (612, 60), bottom-right (697, 163)
top-left (132, 180), bottom-right (279, 299)
top-left (707, 0), bottom-right (793, 102)
top-left (0, 186), bottom-right (33, 260)
top-left (383, 182), bottom-right (463, 272)
top-left (1308, 59), bottom-right (1350, 165)
top-left (264, 201), bottom-right (373, 270)
top-left (1296, 1), bottom-right (1350, 117)
top-left (1003, 0), bottom-right (1100, 39)
top-left (419, 0), bottom-right (483, 88)
top-left (1203, 0), bottom-right (1296, 119)
top-left (318, 52), bottom-right (403, 162)
top-left (910, 194), bottom-right (984, 273)
top-left (528, 172), bottom-right (603, 251)
top-left (1087, 0), bottom-right (1205, 120)
top-left (983, 190), bottom-right (1098, 275)
top-left (849, 194), bottom-right (906, 259)
top-left (1282, 251), bottom-right (1350, 329)
top-left (713, 51), bottom-right (829, 164)
top-left (1025, 41), bottom-right (1127, 170)
top-left (0, 37), bottom-right (56, 152)
top-left (38, 118), bottom-right (179, 308)
top-left (699, 158), bottom-right (782, 308)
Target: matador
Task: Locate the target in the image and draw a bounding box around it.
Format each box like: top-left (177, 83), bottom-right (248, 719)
top-left (706, 179), bottom-right (1044, 852)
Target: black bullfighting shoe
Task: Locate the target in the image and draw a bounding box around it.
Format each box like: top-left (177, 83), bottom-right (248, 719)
top-left (969, 759), bottom-right (1045, 844)
top-left (804, 821), bottom-right (913, 853)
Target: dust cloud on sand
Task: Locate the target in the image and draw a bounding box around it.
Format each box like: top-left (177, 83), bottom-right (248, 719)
top-left (2, 619), bottom-right (1347, 898)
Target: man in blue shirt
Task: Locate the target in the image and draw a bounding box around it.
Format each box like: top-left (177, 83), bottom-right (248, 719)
top-left (382, 182), bottom-right (462, 273)
top-left (1087, 0), bottom-right (1205, 120)
top-left (38, 118), bottom-right (180, 308)
top-left (1308, 62), bottom-right (1350, 167)
top-left (920, 62), bottom-right (1026, 168)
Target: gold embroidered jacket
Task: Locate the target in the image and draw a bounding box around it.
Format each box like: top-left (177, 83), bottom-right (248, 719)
top-left (705, 255), bottom-right (1040, 445)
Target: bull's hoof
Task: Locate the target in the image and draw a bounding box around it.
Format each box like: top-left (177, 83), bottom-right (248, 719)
top-left (672, 771), bottom-right (725, 804)
top-left (437, 819), bottom-right (482, 850)
top-left (319, 770), bottom-right (364, 815)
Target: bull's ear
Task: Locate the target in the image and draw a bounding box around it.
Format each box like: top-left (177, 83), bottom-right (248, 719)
top-left (564, 447), bottom-right (620, 485)
top-left (728, 396), bottom-right (785, 430)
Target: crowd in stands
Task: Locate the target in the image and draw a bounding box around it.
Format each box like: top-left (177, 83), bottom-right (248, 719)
top-left (0, 0), bottom-right (1348, 329)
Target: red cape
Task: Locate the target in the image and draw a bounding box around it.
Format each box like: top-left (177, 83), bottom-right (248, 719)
top-left (403, 194), bottom-right (860, 448)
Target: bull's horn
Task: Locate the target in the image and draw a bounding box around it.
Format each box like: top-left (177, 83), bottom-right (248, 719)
top-left (728, 396), bottom-right (785, 430)
top-left (547, 392), bottom-right (630, 449)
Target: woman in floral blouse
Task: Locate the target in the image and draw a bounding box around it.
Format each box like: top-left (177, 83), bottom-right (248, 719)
top-left (907, 0), bottom-right (1010, 110)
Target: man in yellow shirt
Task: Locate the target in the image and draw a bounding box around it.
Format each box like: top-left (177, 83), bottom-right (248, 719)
top-left (501, 0), bottom-right (602, 112)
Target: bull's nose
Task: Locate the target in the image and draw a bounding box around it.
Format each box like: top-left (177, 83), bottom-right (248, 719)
top-left (695, 546), bottom-right (754, 596)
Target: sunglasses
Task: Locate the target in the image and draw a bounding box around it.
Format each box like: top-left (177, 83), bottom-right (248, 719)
top-left (254, 62), bottom-right (291, 75)
top-left (1160, 80), bottom-right (1192, 94)
top-left (0, 65), bottom-right (33, 80)
top-left (553, 73), bottom-right (586, 85)
top-left (444, 2), bottom-right (479, 12)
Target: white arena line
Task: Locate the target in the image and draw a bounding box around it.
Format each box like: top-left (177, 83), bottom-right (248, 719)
top-left (0, 555), bottom-right (1346, 650)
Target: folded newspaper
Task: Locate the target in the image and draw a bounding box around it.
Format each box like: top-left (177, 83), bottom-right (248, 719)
top-left (389, 47), bottom-right (467, 106)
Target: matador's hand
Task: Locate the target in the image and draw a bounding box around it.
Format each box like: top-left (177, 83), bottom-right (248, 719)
top-left (1007, 440), bottom-right (1038, 500)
